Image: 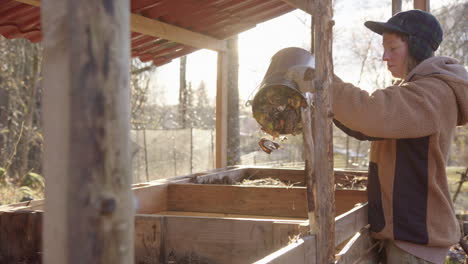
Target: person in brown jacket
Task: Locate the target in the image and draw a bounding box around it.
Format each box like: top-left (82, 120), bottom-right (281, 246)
top-left (330, 10), bottom-right (468, 264)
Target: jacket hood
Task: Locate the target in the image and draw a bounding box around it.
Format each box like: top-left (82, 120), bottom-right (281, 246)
top-left (407, 56), bottom-right (468, 126)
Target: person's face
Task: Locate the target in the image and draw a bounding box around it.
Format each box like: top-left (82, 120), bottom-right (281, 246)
top-left (382, 32), bottom-right (409, 79)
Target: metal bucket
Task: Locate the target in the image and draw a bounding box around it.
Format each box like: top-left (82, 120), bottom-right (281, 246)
top-left (252, 47), bottom-right (314, 137)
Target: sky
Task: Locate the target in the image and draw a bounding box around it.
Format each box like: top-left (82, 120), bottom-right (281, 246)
top-left (148, 0), bottom-right (458, 105)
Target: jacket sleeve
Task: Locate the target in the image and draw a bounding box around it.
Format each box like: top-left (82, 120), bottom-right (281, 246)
top-left (331, 76), bottom-right (446, 138)
top-left (333, 119), bottom-right (384, 141)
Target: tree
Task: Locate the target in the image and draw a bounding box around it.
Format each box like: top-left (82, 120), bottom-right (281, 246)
top-left (0, 37), bottom-right (43, 184)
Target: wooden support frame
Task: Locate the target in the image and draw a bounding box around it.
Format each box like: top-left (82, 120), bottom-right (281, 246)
top-left (14, 0), bottom-right (227, 51)
top-left (311, 0), bottom-right (335, 262)
top-left (216, 51), bottom-right (229, 168)
top-left (414, 0), bottom-right (430, 12)
top-left (41, 0), bottom-right (134, 262)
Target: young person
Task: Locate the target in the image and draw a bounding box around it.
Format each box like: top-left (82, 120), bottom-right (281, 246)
top-left (331, 9), bottom-right (468, 264)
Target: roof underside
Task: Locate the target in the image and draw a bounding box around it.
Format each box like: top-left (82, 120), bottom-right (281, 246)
top-left (0, 0), bottom-right (295, 66)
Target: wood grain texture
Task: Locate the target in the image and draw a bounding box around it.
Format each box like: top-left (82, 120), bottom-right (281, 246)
top-left (134, 215), bottom-right (304, 264)
top-left (0, 211), bottom-right (42, 263)
top-left (134, 182), bottom-right (168, 214)
top-left (41, 0), bottom-right (133, 263)
top-left (312, 0), bottom-right (335, 262)
top-left (167, 184), bottom-right (366, 218)
top-left (168, 184), bottom-right (308, 218)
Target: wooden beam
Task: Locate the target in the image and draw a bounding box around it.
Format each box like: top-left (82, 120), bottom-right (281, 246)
top-left (166, 184), bottom-right (366, 218)
top-left (41, 0), bottom-right (134, 262)
top-left (312, 0), bottom-right (335, 262)
top-left (414, 0), bottom-right (430, 12)
top-left (254, 235), bottom-right (317, 264)
top-left (131, 14), bottom-right (227, 51)
top-left (216, 51), bottom-right (228, 168)
top-left (281, 0), bottom-right (314, 15)
top-left (14, 0), bottom-right (227, 52)
top-left (335, 203), bottom-right (368, 247)
top-left (135, 215), bottom-right (304, 264)
top-left (168, 184), bottom-right (308, 218)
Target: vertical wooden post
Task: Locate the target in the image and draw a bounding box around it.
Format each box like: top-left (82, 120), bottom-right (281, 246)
top-left (216, 48), bottom-right (228, 168)
top-left (414, 0), bottom-right (430, 11)
top-left (392, 0), bottom-right (402, 15)
top-left (313, 0), bottom-right (335, 263)
top-left (41, 0), bottom-right (134, 263)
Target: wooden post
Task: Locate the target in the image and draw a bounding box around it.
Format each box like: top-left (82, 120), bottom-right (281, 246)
top-left (41, 0), bottom-right (134, 263)
top-left (216, 49), bottom-right (228, 168)
top-left (313, 0), bottom-right (335, 262)
top-left (414, 0), bottom-right (430, 11)
top-left (392, 0), bottom-right (402, 15)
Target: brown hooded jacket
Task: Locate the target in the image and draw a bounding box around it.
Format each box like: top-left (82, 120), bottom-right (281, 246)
top-left (332, 56), bottom-right (468, 247)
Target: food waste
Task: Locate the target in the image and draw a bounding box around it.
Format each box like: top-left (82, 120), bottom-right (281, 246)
top-left (252, 85), bottom-right (308, 138)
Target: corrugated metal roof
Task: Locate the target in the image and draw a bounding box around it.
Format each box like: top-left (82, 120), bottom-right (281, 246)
top-left (0, 0), bottom-right (295, 66)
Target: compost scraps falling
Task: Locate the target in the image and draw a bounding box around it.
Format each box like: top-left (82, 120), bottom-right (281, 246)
top-left (252, 85), bottom-right (308, 138)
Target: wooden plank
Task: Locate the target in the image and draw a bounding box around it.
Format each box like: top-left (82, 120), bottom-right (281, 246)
top-left (335, 190), bottom-right (367, 216)
top-left (131, 14), bottom-right (227, 51)
top-left (134, 215), bottom-right (165, 264)
top-left (254, 235), bottom-right (316, 264)
top-left (335, 203), bottom-right (368, 247)
top-left (157, 211), bottom-right (307, 221)
top-left (168, 184), bottom-right (308, 218)
top-left (41, 0), bottom-right (134, 263)
top-left (335, 227), bottom-right (380, 264)
top-left (134, 182), bottom-right (168, 214)
top-left (216, 51), bottom-right (229, 168)
top-left (414, 0), bottom-right (430, 12)
top-left (281, 0), bottom-right (314, 15)
top-left (167, 184), bottom-right (366, 218)
top-left (312, 0), bottom-right (335, 262)
top-left (14, 0), bottom-right (227, 52)
top-left (302, 95), bottom-right (318, 233)
top-left (162, 216), bottom-right (303, 264)
top-left (0, 210), bottom-right (42, 263)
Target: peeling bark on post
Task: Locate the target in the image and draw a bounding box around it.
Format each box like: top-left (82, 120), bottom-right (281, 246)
top-left (313, 0), bottom-right (335, 263)
top-left (41, 0), bottom-right (134, 263)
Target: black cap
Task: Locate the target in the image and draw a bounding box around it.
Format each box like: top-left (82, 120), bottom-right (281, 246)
top-left (364, 10), bottom-right (443, 61)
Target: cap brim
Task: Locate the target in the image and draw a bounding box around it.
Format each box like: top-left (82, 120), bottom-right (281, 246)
top-left (364, 21), bottom-right (408, 35)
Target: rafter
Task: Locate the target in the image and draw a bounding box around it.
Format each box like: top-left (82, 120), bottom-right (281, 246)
top-left (13, 0), bottom-right (227, 51)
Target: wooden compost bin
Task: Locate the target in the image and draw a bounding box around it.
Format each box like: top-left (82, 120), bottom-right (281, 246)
top-left (0, 167), bottom-right (372, 264)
